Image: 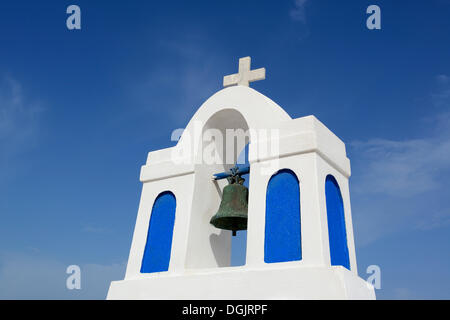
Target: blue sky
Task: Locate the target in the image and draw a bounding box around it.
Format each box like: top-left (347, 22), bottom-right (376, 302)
top-left (0, 0), bottom-right (449, 299)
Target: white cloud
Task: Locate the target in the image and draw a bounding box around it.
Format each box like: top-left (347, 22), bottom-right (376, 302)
top-left (351, 135), bottom-right (450, 198)
top-left (81, 225), bottom-right (112, 234)
top-left (415, 210), bottom-right (450, 231)
top-left (350, 76), bottom-right (450, 246)
top-left (350, 134), bottom-right (450, 245)
top-left (0, 252), bottom-right (125, 299)
top-left (393, 287), bottom-right (413, 299)
top-left (436, 74), bottom-right (449, 84)
top-left (290, 0), bottom-right (309, 23)
top-left (432, 74), bottom-right (450, 108)
top-left (0, 76), bottom-right (44, 181)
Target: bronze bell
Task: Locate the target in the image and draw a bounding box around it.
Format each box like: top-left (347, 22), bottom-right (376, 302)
top-left (210, 176), bottom-right (248, 236)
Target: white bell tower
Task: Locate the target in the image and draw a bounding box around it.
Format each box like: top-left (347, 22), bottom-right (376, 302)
top-left (107, 57), bottom-right (376, 300)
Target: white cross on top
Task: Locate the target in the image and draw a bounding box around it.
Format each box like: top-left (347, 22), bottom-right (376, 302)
top-left (223, 57), bottom-right (266, 87)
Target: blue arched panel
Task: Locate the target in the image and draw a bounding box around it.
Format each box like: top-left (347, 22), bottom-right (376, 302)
top-left (325, 175), bottom-right (350, 270)
top-left (265, 169), bottom-right (301, 263)
top-left (141, 191), bottom-right (176, 273)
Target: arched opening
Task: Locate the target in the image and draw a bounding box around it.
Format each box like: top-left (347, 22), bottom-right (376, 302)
top-left (325, 175), bottom-right (350, 270)
top-left (185, 109), bottom-right (250, 269)
top-left (264, 169), bottom-right (302, 263)
top-left (141, 191), bottom-right (176, 273)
